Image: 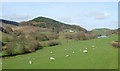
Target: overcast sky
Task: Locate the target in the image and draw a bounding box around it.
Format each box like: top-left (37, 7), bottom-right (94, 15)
top-left (1, 2), bottom-right (118, 31)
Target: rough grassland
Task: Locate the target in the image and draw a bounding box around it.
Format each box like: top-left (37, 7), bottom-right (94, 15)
top-left (2, 35), bottom-right (118, 69)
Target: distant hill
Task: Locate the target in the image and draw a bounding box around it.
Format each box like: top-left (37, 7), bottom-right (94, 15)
top-left (91, 28), bottom-right (116, 35)
top-left (20, 17), bottom-right (87, 32)
top-left (0, 19), bottom-right (19, 26)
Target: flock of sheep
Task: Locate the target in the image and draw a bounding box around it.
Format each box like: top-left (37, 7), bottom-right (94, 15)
top-left (49, 49), bottom-right (88, 61)
top-left (28, 46), bottom-right (96, 65)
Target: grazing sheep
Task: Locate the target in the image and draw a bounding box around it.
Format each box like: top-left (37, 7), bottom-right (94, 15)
top-left (50, 57), bottom-right (55, 61)
top-left (50, 51), bottom-right (53, 53)
top-left (65, 49), bottom-right (67, 50)
top-left (85, 48), bottom-right (87, 49)
top-left (83, 50), bottom-right (88, 53)
top-left (29, 60), bottom-right (32, 64)
top-left (1, 63), bottom-right (2, 65)
top-left (66, 55), bottom-right (69, 57)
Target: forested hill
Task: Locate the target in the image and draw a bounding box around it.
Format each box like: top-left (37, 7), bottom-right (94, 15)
top-left (0, 19), bottom-right (19, 26)
top-left (20, 17), bottom-right (87, 32)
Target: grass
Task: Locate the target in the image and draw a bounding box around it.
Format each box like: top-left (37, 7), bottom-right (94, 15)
top-left (2, 35), bottom-right (118, 69)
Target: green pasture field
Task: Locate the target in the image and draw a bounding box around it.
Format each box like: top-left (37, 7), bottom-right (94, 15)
top-left (2, 35), bottom-right (118, 69)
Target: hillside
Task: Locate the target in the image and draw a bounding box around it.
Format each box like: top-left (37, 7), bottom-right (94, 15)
top-left (20, 17), bottom-right (87, 32)
top-left (0, 19), bottom-right (19, 26)
top-left (92, 28), bottom-right (113, 35)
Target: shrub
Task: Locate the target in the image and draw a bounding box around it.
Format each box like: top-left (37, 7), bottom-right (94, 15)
top-left (85, 34), bottom-right (97, 40)
top-left (110, 41), bottom-right (120, 48)
top-left (12, 30), bottom-right (22, 37)
top-left (16, 44), bottom-right (26, 54)
top-left (65, 34), bottom-right (74, 39)
top-left (73, 33), bottom-right (86, 40)
top-left (28, 40), bottom-right (41, 52)
top-left (6, 42), bottom-right (16, 55)
top-left (65, 32), bottom-right (97, 41)
top-left (25, 48), bottom-right (29, 53)
top-left (1, 41), bottom-right (5, 46)
top-left (47, 33), bottom-right (59, 40)
top-left (16, 34), bottom-right (26, 42)
top-left (4, 27), bottom-right (13, 34)
top-left (30, 33), bottom-right (49, 41)
top-left (48, 40), bottom-right (61, 46)
top-left (36, 34), bottom-right (49, 41)
top-left (2, 37), bottom-right (11, 42)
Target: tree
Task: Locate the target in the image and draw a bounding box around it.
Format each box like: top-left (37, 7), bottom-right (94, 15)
top-left (16, 44), bottom-right (26, 54)
top-left (6, 42), bottom-right (16, 55)
top-left (35, 33), bottom-right (49, 41)
top-left (47, 33), bottom-right (59, 40)
top-left (4, 27), bottom-right (13, 34)
top-left (12, 30), bottom-right (22, 37)
top-left (28, 40), bottom-right (41, 52)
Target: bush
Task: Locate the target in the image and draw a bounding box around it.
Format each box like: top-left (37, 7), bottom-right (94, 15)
top-left (48, 40), bottom-right (61, 46)
top-left (74, 33), bottom-right (86, 40)
top-left (4, 27), bottom-right (13, 34)
top-left (2, 37), bottom-right (12, 42)
top-left (85, 34), bottom-right (97, 40)
top-left (16, 44), bottom-right (26, 54)
top-left (6, 42), bottom-right (16, 55)
top-left (65, 34), bottom-right (74, 39)
top-left (25, 48), bottom-right (29, 53)
top-left (110, 41), bottom-right (120, 48)
top-left (12, 30), bottom-right (22, 37)
top-left (30, 33), bottom-right (49, 41)
top-left (16, 34), bottom-right (26, 42)
top-left (65, 33), bottom-right (97, 41)
top-left (47, 33), bottom-right (59, 40)
top-left (28, 40), bottom-right (41, 52)
top-left (36, 34), bottom-right (49, 41)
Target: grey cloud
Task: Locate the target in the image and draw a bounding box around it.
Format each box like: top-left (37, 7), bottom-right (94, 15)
top-left (85, 11), bottom-right (111, 19)
top-left (4, 13), bottom-right (32, 21)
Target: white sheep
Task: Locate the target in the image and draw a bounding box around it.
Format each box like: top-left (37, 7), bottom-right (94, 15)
top-left (29, 60), bottom-right (32, 64)
top-left (65, 49), bottom-right (67, 50)
top-left (83, 50), bottom-right (88, 53)
top-left (50, 51), bottom-right (53, 53)
top-left (50, 57), bottom-right (55, 61)
top-left (85, 48), bottom-right (87, 49)
top-left (66, 55), bottom-right (69, 57)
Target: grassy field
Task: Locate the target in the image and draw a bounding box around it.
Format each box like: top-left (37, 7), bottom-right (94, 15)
top-left (2, 35), bottom-right (118, 69)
